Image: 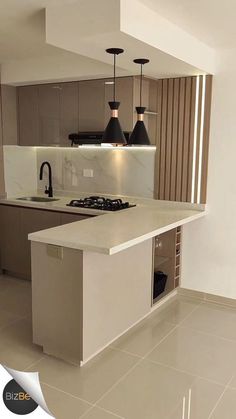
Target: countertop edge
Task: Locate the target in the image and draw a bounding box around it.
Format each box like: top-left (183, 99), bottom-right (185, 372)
top-left (29, 210), bottom-right (206, 255)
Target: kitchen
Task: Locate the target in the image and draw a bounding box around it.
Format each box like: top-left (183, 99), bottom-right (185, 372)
top-left (1, 0), bottom-right (235, 418)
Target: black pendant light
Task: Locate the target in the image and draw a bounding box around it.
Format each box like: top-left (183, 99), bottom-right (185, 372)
top-left (102, 48), bottom-right (126, 145)
top-left (129, 58), bottom-right (150, 145)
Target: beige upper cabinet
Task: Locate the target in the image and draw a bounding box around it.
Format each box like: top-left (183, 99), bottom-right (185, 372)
top-left (38, 83), bottom-right (61, 145)
top-left (18, 82), bottom-right (79, 146)
top-left (78, 79), bottom-right (105, 132)
top-left (60, 82), bottom-right (79, 145)
top-left (18, 85), bottom-right (40, 146)
top-left (1, 85), bottom-right (18, 145)
top-left (16, 76), bottom-right (158, 146)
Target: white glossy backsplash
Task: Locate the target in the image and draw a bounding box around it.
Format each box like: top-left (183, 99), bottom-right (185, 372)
top-left (3, 146), bottom-right (37, 197)
top-left (37, 147), bottom-right (156, 198)
top-left (3, 146), bottom-right (156, 198)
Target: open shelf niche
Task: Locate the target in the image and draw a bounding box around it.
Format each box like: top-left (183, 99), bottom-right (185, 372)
top-left (152, 227), bottom-right (181, 305)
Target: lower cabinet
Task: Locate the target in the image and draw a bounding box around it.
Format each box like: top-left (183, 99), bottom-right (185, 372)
top-left (60, 212), bottom-right (89, 225)
top-left (0, 205), bottom-right (92, 280)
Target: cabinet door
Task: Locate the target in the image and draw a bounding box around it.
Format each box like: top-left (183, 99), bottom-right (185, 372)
top-left (60, 82), bottom-right (79, 145)
top-left (38, 84), bottom-right (61, 145)
top-left (60, 212), bottom-right (93, 225)
top-left (18, 86), bottom-right (40, 146)
top-left (20, 208), bottom-right (61, 279)
top-left (0, 205), bottom-right (22, 274)
top-left (78, 80), bottom-right (105, 131)
top-left (104, 77), bottom-right (134, 132)
top-left (1, 85), bottom-right (18, 145)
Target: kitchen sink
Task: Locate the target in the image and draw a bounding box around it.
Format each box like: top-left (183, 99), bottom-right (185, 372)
top-left (17, 196), bottom-right (60, 203)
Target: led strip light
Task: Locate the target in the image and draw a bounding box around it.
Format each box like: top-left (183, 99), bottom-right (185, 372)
top-left (191, 76), bottom-right (200, 203)
top-left (191, 75), bottom-right (207, 203)
top-left (197, 75), bottom-right (206, 203)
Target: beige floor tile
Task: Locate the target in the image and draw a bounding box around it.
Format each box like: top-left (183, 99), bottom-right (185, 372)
top-left (0, 275), bottom-right (29, 293)
top-left (0, 318), bottom-right (43, 370)
top-left (41, 383), bottom-right (91, 419)
top-left (228, 373), bottom-right (236, 389)
top-left (210, 388), bottom-right (236, 419)
top-left (147, 326), bottom-right (236, 385)
top-left (112, 315), bottom-right (175, 357)
top-left (150, 296), bottom-right (201, 325)
top-left (168, 377), bottom-right (224, 419)
top-left (29, 348), bottom-right (138, 404)
top-left (98, 359), bottom-right (195, 419)
top-left (0, 308), bottom-right (22, 330)
top-left (0, 276), bottom-right (32, 317)
top-left (82, 407), bottom-right (124, 419)
top-left (181, 302), bottom-right (236, 341)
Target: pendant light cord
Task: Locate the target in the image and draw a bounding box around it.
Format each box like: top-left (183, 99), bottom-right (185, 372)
top-left (140, 63), bottom-right (143, 107)
top-left (113, 53), bottom-right (116, 102)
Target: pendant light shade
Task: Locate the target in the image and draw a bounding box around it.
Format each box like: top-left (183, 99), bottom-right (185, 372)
top-left (129, 58), bottom-right (151, 145)
top-left (102, 48), bottom-right (126, 145)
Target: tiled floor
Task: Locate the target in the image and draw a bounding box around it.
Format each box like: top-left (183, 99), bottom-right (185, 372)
top-left (1, 275), bottom-right (236, 418)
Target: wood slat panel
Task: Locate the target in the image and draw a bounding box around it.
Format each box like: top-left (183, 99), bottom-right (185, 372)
top-left (170, 78), bottom-right (180, 201)
top-left (159, 79), bottom-right (167, 200)
top-left (155, 75), bottom-right (212, 204)
top-left (154, 80), bottom-right (163, 199)
top-left (165, 79), bottom-right (174, 200)
top-left (187, 77), bottom-right (197, 202)
top-left (181, 77), bottom-right (192, 202)
top-left (175, 78), bottom-right (185, 201)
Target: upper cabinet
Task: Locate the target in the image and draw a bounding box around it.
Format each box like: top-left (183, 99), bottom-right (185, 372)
top-left (60, 82), bottom-right (79, 145)
top-left (78, 79), bottom-right (105, 131)
top-left (16, 76), bottom-right (158, 146)
top-left (18, 82), bottom-right (78, 146)
top-left (18, 85), bottom-right (40, 146)
top-left (1, 85), bottom-right (18, 145)
top-left (38, 83), bottom-right (61, 146)
top-left (38, 82), bottom-right (79, 146)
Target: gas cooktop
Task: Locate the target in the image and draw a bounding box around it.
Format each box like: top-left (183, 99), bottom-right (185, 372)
top-left (67, 196), bottom-right (136, 212)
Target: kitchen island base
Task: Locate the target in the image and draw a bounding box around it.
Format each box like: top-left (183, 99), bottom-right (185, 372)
top-left (31, 239), bottom-right (153, 365)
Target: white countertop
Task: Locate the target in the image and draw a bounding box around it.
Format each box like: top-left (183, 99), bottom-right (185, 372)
top-left (0, 193), bottom-right (206, 255)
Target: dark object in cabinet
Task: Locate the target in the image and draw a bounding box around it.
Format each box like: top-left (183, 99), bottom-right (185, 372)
top-left (153, 271), bottom-right (168, 299)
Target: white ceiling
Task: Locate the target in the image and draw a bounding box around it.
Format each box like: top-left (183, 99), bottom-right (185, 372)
top-left (0, 0), bottom-right (122, 83)
top-left (141, 0), bottom-right (236, 48)
top-left (0, 0), bottom-right (231, 84)
top-left (0, 0), bottom-right (74, 61)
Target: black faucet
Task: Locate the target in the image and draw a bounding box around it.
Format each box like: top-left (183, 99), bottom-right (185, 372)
top-left (39, 161), bottom-right (53, 198)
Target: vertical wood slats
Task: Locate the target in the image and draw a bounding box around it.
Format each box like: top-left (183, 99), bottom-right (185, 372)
top-left (154, 80), bottom-right (162, 198)
top-left (187, 77), bottom-right (197, 202)
top-left (176, 78), bottom-right (185, 202)
top-left (159, 79), bottom-right (167, 199)
top-left (170, 79), bottom-right (179, 201)
top-left (181, 77), bottom-right (192, 202)
top-left (165, 79), bottom-right (174, 199)
top-left (155, 75), bottom-right (212, 203)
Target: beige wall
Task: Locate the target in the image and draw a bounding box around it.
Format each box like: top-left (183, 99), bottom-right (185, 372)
top-left (181, 48), bottom-right (236, 299)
